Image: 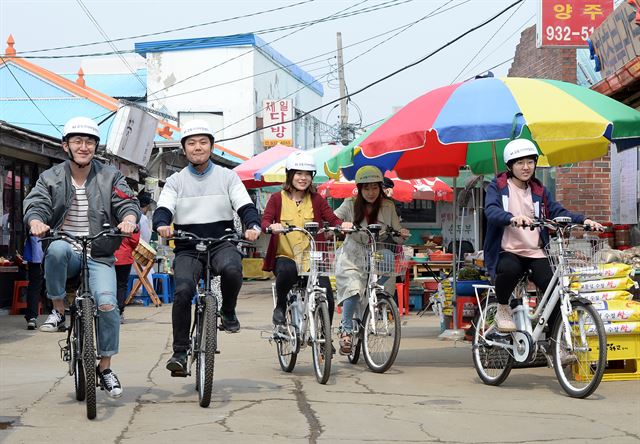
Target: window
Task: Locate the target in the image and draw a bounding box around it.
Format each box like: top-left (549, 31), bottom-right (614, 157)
top-left (399, 199), bottom-right (437, 223)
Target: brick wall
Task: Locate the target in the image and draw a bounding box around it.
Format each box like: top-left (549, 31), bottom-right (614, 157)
top-left (508, 25), bottom-right (612, 222)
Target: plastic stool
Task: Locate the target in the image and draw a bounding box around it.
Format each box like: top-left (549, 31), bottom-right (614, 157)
top-left (152, 273), bottom-right (174, 304)
top-left (454, 295), bottom-right (478, 330)
top-left (126, 275), bottom-right (151, 306)
top-left (11, 280), bottom-right (41, 315)
top-left (395, 283), bottom-right (409, 316)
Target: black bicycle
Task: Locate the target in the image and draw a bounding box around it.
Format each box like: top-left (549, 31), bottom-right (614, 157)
top-left (167, 229), bottom-right (250, 407)
top-left (44, 226), bottom-right (129, 420)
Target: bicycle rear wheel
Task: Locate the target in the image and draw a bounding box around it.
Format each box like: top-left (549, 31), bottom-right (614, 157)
top-left (552, 300), bottom-right (606, 398)
top-left (72, 307), bottom-right (85, 402)
top-left (311, 300), bottom-right (332, 384)
top-left (348, 329), bottom-right (361, 364)
top-left (471, 297), bottom-right (513, 386)
top-left (81, 297), bottom-right (97, 420)
top-left (362, 294), bottom-right (401, 373)
top-left (196, 294), bottom-right (217, 408)
top-left (276, 301), bottom-right (299, 373)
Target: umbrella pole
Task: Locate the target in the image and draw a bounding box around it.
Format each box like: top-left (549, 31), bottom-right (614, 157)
top-left (492, 140), bottom-right (498, 174)
top-left (452, 176), bottom-right (458, 330)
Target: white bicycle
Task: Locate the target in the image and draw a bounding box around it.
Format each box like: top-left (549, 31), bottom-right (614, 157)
top-left (472, 217), bottom-right (607, 398)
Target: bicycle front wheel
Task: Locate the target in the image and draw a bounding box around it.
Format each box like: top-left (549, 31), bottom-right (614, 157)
top-left (196, 295), bottom-right (217, 408)
top-left (348, 330), bottom-right (362, 364)
top-left (72, 308), bottom-right (85, 401)
top-left (552, 300), bottom-right (606, 398)
top-left (471, 297), bottom-right (513, 386)
top-left (276, 301), bottom-right (299, 373)
top-left (81, 297), bottom-right (97, 420)
top-left (362, 294), bottom-right (401, 373)
top-left (311, 300), bottom-right (332, 384)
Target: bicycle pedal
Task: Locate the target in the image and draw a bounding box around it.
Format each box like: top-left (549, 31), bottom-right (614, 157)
top-left (170, 370), bottom-right (189, 378)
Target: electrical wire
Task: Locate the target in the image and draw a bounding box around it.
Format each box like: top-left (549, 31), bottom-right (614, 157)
top-left (14, 0), bottom-right (316, 55)
top-left (216, 0), bottom-right (524, 143)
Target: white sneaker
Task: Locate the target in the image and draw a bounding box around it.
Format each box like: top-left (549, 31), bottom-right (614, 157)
top-left (495, 304), bottom-right (516, 332)
top-left (39, 310), bottom-right (66, 332)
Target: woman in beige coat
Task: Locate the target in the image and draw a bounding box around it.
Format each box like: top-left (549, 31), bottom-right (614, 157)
top-left (334, 166), bottom-right (409, 354)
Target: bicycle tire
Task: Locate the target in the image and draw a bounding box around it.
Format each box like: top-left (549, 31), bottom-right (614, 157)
top-left (348, 331), bottom-right (361, 364)
top-left (81, 297), bottom-right (97, 420)
top-left (362, 294), bottom-right (401, 373)
top-left (72, 310), bottom-right (86, 402)
top-left (471, 297), bottom-right (513, 386)
top-left (551, 300), bottom-right (606, 399)
top-left (197, 295), bottom-right (217, 408)
top-left (311, 300), bottom-right (332, 384)
top-left (276, 301), bottom-right (299, 373)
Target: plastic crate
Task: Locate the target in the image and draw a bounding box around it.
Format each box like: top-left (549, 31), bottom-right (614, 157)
top-left (575, 334), bottom-right (640, 381)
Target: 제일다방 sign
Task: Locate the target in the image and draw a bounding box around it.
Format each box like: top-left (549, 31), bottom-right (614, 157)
top-left (537, 0), bottom-right (613, 47)
top-left (263, 99), bottom-right (293, 147)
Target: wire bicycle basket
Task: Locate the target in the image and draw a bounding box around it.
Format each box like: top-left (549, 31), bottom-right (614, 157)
top-left (367, 242), bottom-right (411, 277)
top-left (292, 240), bottom-right (338, 276)
top-left (545, 237), bottom-right (609, 276)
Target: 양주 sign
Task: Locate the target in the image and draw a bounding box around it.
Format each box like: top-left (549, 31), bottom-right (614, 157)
top-left (263, 99), bottom-right (293, 147)
top-left (537, 0), bottom-right (614, 48)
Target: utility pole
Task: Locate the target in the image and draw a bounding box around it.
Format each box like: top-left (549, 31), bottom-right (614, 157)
top-left (336, 32), bottom-right (349, 145)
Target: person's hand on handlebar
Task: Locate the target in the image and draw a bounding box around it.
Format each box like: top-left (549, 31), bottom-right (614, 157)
top-left (244, 227), bottom-right (261, 242)
top-left (399, 228), bottom-right (411, 239)
top-left (510, 215), bottom-right (533, 228)
top-left (340, 221), bottom-right (353, 231)
top-left (269, 223), bottom-right (286, 233)
top-left (29, 219), bottom-right (50, 238)
top-left (583, 219), bottom-right (604, 231)
top-left (117, 216), bottom-right (138, 235)
top-left (157, 225), bottom-right (173, 238)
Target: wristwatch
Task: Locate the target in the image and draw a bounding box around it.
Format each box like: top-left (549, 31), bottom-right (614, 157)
top-left (251, 225), bottom-right (262, 233)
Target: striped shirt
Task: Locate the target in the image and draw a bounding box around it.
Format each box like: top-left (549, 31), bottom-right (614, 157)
top-left (61, 182), bottom-right (90, 254)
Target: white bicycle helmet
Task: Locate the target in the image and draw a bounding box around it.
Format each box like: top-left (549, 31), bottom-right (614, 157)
top-left (180, 119), bottom-right (215, 146)
top-left (355, 165), bottom-right (383, 184)
top-left (503, 139), bottom-right (539, 164)
top-left (285, 151), bottom-right (316, 173)
top-left (62, 116), bottom-right (100, 143)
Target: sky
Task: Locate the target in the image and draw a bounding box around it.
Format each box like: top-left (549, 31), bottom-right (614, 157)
top-left (1, 0), bottom-right (538, 138)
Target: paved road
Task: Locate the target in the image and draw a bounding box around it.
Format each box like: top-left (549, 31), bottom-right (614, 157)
top-left (1, 280), bottom-right (639, 443)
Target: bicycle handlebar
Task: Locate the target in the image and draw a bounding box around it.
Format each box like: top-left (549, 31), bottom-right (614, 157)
top-left (40, 226), bottom-right (132, 243)
top-left (168, 229), bottom-right (252, 246)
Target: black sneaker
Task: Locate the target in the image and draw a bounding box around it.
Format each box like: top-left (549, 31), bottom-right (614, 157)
top-left (39, 310), bottom-right (66, 332)
top-left (166, 351), bottom-right (188, 373)
top-left (272, 307), bottom-right (286, 325)
top-left (221, 311), bottom-right (240, 333)
top-left (26, 318), bottom-right (37, 330)
top-left (97, 367), bottom-right (123, 398)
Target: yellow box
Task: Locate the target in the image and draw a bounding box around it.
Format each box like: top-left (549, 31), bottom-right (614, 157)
top-left (578, 334), bottom-right (640, 381)
top-left (242, 258), bottom-right (273, 280)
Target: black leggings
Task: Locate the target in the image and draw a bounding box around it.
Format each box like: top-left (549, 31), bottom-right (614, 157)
top-left (274, 257), bottom-right (335, 324)
top-left (495, 252), bottom-right (553, 305)
top-left (115, 264), bottom-right (133, 314)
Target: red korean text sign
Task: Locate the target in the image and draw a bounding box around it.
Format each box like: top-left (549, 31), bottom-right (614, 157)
top-left (263, 99), bottom-right (294, 147)
top-left (538, 0), bottom-right (614, 47)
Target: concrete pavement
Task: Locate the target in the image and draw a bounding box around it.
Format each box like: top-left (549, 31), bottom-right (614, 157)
top-left (1, 280), bottom-right (639, 443)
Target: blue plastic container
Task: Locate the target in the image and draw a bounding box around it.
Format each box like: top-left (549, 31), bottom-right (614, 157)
top-left (454, 280), bottom-right (487, 296)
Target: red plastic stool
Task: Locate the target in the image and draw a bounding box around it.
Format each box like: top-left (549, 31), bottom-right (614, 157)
top-left (10, 280), bottom-right (41, 315)
top-left (454, 295), bottom-right (478, 330)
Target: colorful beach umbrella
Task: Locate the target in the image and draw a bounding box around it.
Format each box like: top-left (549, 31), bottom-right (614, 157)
top-left (255, 144), bottom-right (343, 184)
top-left (327, 77), bottom-right (640, 180)
top-left (233, 144), bottom-right (297, 188)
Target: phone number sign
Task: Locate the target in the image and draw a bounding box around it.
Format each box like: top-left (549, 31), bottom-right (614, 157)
top-left (537, 0), bottom-right (613, 47)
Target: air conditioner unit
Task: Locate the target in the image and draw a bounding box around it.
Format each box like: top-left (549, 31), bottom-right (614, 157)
top-left (106, 106), bottom-right (159, 167)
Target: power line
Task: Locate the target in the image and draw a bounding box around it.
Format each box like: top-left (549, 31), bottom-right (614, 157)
top-left (217, 0), bottom-right (524, 143)
top-left (0, 56), bottom-right (62, 135)
top-left (216, 0), bottom-right (468, 135)
top-left (450, 0), bottom-right (525, 84)
top-left (14, 0), bottom-right (316, 55)
top-left (11, 0), bottom-right (411, 59)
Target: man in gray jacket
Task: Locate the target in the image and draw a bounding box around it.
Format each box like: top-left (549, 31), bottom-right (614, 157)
top-left (24, 116), bottom-right (140, 398)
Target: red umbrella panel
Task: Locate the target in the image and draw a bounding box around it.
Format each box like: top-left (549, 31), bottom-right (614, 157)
top-left (232, 144), bottom-right (298, 188)
top-left (317, 171), bottom-right (452, 202)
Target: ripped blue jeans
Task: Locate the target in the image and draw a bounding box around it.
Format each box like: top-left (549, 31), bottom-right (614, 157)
top-left (44, 240), bottom-right (119, 356)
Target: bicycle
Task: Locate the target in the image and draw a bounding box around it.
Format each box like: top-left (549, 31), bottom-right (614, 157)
top-left (266, 222), bottom-right (334, 384)
top-left (334, 224), bottom-right (405, 373)
top-left (167, 229), bottom-right (250, 407)
top-left (471, 216), bottom-right (607, 398)
top-left (47, 226), bottom-right (129, 420)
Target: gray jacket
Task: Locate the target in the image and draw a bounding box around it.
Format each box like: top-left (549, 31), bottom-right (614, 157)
top-left (23, 160), bottom-right (140, 265)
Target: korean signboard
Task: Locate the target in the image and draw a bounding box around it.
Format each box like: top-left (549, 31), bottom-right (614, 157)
top-left (537, 0), bottom-right (613, 47)
top-left (263, 99), bottom-right (293, 147)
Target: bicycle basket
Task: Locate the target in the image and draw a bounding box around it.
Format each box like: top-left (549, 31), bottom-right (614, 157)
top-left (368, 242), bottom-right (411, 277)
top-left (545, 238), bottom-right (608, 273)
top-left (292, 240), bottom-right (337, 276)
